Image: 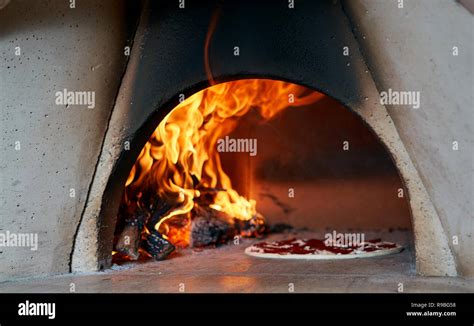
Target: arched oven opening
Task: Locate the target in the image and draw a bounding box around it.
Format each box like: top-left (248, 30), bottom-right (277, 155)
top-left (110, 78), bottom-right (413, 271)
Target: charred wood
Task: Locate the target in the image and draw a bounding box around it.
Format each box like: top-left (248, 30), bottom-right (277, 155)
top-left (114, 206), bottom-right (148, 260)
top-left (142, 229), bottom-right (175, 260)
top-left (234, 212), bottom-right (267, 237)
top-left (190, 205), bottom-right (235, 247)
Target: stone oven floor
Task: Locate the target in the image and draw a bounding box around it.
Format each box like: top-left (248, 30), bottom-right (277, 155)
top-left (0, 230), bottom-right (472, 293)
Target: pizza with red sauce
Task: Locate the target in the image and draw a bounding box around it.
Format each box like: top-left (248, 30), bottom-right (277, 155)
top-left (245, 238), bottom-right (403, 259)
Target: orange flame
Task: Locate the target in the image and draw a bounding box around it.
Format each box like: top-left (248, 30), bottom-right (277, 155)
top-left (125, 79), bottom-right (323, 246)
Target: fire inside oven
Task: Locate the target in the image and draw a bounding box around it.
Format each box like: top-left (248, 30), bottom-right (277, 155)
top-left (112, 79), bottom-right (411, 264)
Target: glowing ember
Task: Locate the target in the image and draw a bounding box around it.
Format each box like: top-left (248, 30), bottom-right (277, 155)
top-left (119, 79), bottom-right (323, 256)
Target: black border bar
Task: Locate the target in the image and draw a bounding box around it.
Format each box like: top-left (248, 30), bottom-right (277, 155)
top-left (0, 293), bottom-right (472, 323)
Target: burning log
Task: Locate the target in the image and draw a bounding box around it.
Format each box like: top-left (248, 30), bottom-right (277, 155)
top-left (115, 225), bottom-right (141, 260)
top-left (146, 197), bottom-right (174, 228)
top-left (115, 193), bottom-right (175, 260)
top-left (114, 206), bottom-right (148, 260)
top-left (142, 229), bottom-right (175, 260)
top-left (234, 212), bottom-right (267, 237)
top-left (190, 205), bottom-right (234, 247)
top-left (141, 195), bottom-right (177, 260)
top-left (194, 187), bottom-right (226, 207)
